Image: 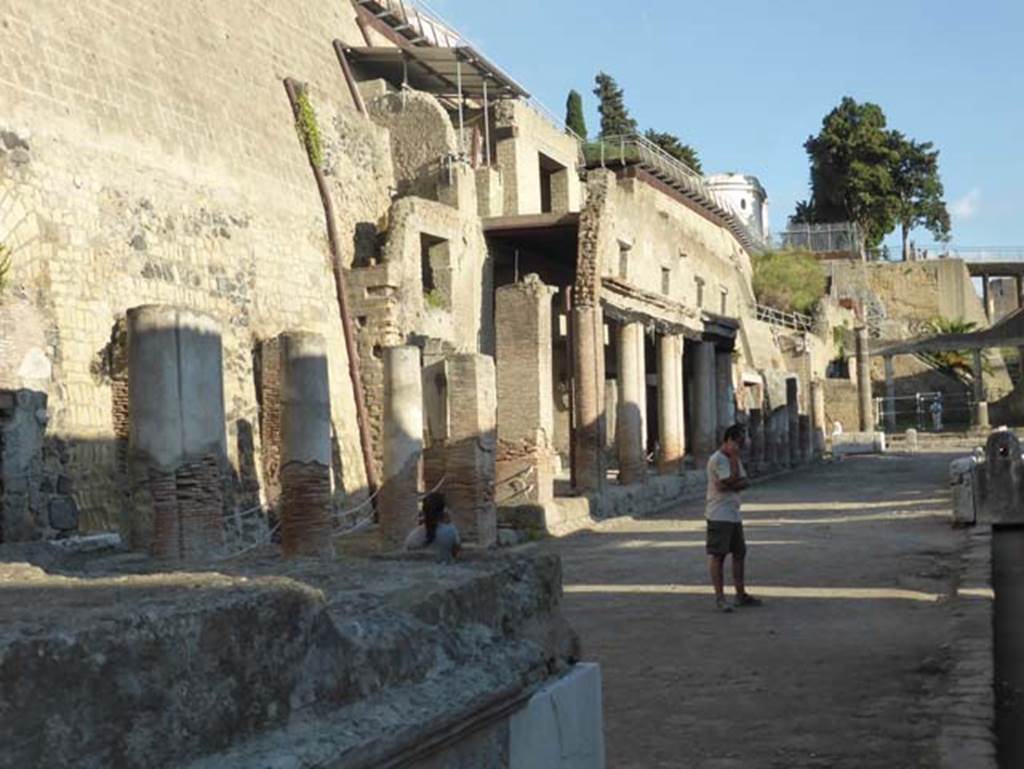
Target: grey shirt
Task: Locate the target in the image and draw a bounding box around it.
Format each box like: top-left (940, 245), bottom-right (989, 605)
top-left (404, 522), bottom-right (461, 562)
top-left (705, 450), bottom-right (746, 523)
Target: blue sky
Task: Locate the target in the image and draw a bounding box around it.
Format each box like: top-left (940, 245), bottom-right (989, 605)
top-left (428, 0), bottom-right (1023, 251)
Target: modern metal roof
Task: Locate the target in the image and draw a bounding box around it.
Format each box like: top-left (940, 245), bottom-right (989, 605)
top-left (344, 46), bottom-right (529, 100)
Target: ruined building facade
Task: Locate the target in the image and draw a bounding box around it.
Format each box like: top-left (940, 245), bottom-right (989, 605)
top-left (0, 0), bottom-right (827, 544)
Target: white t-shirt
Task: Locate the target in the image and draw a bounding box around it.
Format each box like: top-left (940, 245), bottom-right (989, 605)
top-left (705, 450), bottom-right (745, 522)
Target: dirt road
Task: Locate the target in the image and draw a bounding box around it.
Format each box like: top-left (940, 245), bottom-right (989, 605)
top-left (557, 453), bottom-right (976, 769)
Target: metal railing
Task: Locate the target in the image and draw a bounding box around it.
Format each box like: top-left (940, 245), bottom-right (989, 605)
top-left (920, 246), bottom-right (1024, 263)
top-left (779, 222), bottom-right (863, 256)
top-left (755, 304), bottom-right (813, 332)
top-left (584, 133), bottom-right (768, 253)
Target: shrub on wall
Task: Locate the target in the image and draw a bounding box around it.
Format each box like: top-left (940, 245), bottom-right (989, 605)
top-left (752, 248), bottom-right (827, 315)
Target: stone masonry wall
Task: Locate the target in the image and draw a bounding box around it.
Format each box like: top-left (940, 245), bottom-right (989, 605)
top-left (0, 0), bottom-right (397, 530)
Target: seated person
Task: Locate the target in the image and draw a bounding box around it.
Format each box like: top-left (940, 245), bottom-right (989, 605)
top-left (404, 491), bottom-right (461, 563)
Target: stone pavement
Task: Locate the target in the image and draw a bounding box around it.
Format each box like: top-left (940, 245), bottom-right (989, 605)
top-left (554, 453), bottom-right (996, 769)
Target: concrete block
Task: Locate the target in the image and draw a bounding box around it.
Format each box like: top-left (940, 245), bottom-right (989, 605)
top-left (832, 432), bottom-right (887, 456)
top-left (509, 662), bottom-right (605, 769)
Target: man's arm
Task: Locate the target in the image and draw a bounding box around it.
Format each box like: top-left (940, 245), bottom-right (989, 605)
top-left (714, 453), bottom-right (750, 492)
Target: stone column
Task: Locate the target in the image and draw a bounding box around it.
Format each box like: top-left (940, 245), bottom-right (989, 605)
top-left (379, 346), bottom-right (423, 549)
top-left (810, 379), bottom-right (827, 456)
top-left (446, 354), bottom-right (497, 547)
top-left (278, 332), bottom-right (335, 557)
top-left (799, 415), bottom-right (811, 463)
top-left (617, 321), bottom-right (646, 485)
top-left (495, 277), bottom-right (557, 507)
top-left (604, 380), bottom-right (618, 451)
top-left (572, 305), bottom-right (606, 492)
top-left (691, 341), bottom-right (718, 463)
top-left (657, 333), bottom-right (684, 474)
top-left (715, 349), bottom-right (734, 442)
top-left (883, 355), bottom-right (896, 432)
top-left (972, 349), bottom-right (989, 430)
top-left (749, 408), bottom-right (766, 475)
top-left (127, 305), bottom-right (227, 561)
top-left (855, 326), bottom-right (872, 432)
top-left (786, 377), bottom-right (800, 466)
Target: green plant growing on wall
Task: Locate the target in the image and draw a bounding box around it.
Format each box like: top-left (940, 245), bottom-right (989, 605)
top-left (424, 288), bottom-right (447, 311)
top-left (751, 248), bottom-right (827, 315)
top-left (294, 88), bottom-right (323, 169)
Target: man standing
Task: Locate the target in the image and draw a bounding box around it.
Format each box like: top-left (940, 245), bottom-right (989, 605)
top-left (706, 424), bottom-right (762, 612)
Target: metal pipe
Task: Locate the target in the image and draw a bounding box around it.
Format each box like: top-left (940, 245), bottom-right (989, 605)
top-left (456, 55), bottom-right (465, 155)
top-left (283, 77), bottom-right (380, 504)
top-left (333, 40), bottom-right (367, 116)
top-left (482, 77), bottom-right (491, 167)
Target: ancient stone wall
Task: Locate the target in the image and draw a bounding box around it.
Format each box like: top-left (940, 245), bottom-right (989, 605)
top-left (0, 0), bottom-right (398, 530)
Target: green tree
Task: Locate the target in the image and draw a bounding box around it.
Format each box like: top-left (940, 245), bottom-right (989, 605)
top-left (643, 129), bottom-right (702, 173)
top-left (925, 317), bottom-right (979, 375)
top-left (798, 97), bottom-right (900, 249)
top-left (593, 72), bottom-right (637, 138)
top-left (889, 131), bottom-right (951, 260)
top-left (564, 89), bottom-right (588, 140)
top-left (751, 248), bottom-right (827, 315)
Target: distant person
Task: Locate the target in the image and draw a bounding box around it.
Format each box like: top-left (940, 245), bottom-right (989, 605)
top-left (930, 399), bottom-right (944, 432)
top-left (405, 491), bottom-right (461, 563)
top-left (706, 424), bottom-right (762, 613)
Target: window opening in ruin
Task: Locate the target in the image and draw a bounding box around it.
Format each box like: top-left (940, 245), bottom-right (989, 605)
top-left (420, 233), bottom-right (451, 310)
top-left (538, 152), bottom-right (565, 214)
top-left (720, 287), bottom-right (729, 315)
top-left (619, 242), bottom-right (631, 280)
top-left (741, 198), bottom-right (747, 210)
top-left (695, 276), bottom-right (705, 308)
top-left (661, 267), bottom-right (671, 296)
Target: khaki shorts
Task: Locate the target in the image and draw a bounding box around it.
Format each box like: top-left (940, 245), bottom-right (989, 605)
top-left (706, 520), bottom-right (747, 557)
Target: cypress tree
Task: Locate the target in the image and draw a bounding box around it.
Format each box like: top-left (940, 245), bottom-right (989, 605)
top-left (564, 89), bottom-right (588, 139)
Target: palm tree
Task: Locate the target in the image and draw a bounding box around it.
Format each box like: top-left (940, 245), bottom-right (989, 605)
top-left (925, 317), bottom-right (978, 375)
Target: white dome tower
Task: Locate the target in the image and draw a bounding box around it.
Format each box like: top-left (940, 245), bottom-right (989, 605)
top-left (705, 173), bottom-right (769, 244)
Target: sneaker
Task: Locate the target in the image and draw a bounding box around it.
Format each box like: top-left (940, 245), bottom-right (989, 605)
top-left (715, 597), bottom-right (733, 613)
top-left (735, 593), bottom-right (763, 607)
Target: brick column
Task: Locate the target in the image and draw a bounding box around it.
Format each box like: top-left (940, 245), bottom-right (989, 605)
top-left (657, 333), bottom-right (684, 474)
top-left (495, 277), bottom-right (557, 507)
top-left (379, 346), bottom-right (423, 549)
top-left (445, 353), bottom-right (497, 547)
top-left (855, 326), bottom-right (872, 431)
top-left (572, 305), bottom-right (606, 492)
top-left (279, 331), bottom-right (334, 557)
top-left (617, 321), bottom-right (646, 485)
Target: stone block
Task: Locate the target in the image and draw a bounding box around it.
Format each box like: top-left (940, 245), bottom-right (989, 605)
top-left (832, 432), bottom-right (887, 456)
top-left (475, 166), bottom-right (504, 217)
top-left (509, 663), bottom-right (606, 769)
top-left (48, 496), bottom-right (79, 531)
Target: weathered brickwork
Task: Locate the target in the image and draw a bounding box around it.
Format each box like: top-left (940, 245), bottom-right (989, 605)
top-left (0, 1), bottom-right (398, 530)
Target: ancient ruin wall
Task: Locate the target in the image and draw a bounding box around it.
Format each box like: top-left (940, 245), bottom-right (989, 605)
top-left (0, 0), bottom-right (398, 530)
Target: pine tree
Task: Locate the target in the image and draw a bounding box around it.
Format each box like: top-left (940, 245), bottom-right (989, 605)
top-left (592, 72), bottom-right (637, 138)
top-left (564, 89), bottom-right (588, 140)
top-left (888, 131), bottom-right (951, 260)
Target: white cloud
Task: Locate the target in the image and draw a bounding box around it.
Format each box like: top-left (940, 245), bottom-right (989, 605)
top-left (951, 188), bottom-right (981, 220)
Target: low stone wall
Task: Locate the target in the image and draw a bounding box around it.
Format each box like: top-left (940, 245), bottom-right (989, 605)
top-left (0, 547), bottom-right (578, 769)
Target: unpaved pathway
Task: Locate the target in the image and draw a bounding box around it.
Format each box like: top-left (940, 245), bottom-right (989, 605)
top-left (556, 453), bottom-right (972, 769)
